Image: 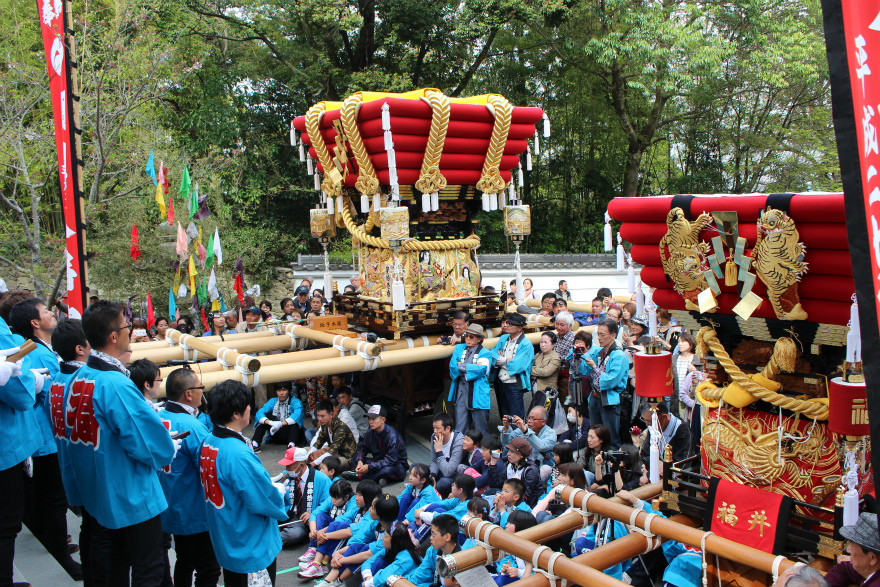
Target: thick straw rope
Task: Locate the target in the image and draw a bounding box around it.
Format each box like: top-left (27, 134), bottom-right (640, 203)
top-left (339, 205), bottom-right (480, 250)
top-left (340, 94), bottom-right (381, 197)
top-left (305, 103), bottom-right (341, 196)
top-left (415, 90), bottom-right (450, 195)
top-left (476, 95), bottom-right (513, 195)
top-left (696, 327), bottom-right (828, 419)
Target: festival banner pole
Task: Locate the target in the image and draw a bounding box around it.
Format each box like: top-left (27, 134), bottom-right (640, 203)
top-left (37, 0), bottom-right (88, 317)
top-left (821, 0), bottom-right (880, 535)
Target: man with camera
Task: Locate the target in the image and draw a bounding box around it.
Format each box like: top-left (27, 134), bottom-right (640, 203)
top-left (584, 320), bottom-right (628, 450)
top-left (501, 406), bottom-right (557, 481)
top-left (437, 310), bottom-right (469, 346)
top-left (566, 330), bottom-right (593, 408)
top-left (492, 313), bottom-right (534, 420)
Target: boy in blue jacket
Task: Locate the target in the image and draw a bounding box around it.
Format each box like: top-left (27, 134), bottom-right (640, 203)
top-left (159, 367), bottom-right (220, 587)
top-left (200, 379), bottom-right (288, 587)
top-left (412, 474), bottom-right (475, 542)
top-left (407, 514), bottom-right (460, 587)
top-left (251, 380), bottom-right (305, 452)
top-left (0, 316), bottom-right (43, 587)
top-left (65, 300), bottom-right (176, 585)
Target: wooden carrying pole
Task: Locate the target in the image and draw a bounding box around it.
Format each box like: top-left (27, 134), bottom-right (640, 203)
top-left (157, 334), bottom-right (447, 378)
top-left (131, 330), bottom-right (274, 351)
top-left (163, 329), bottom-right (261, 373)
top-left (439, 484), bottom-right (662, 576)
top-left (557, 486), bottom-right (795, 577)
top-left (130, 330), bottom-right (306, 364)
top-left (279, 323), bottom-right (383, 356)
top-left (171, 331), bottom-right (544, 392)
top-left (448, 514), bottom-right (627, 587)
top-left (513, 515), bottom-right (699, 587)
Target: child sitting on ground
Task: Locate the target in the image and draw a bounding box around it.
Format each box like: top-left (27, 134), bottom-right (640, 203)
top-left (399, 463), bottom-right (441, 522)
top-left (408, 514), bottom-right (461, 587)
top-left (532, 462), bottom-right (587, 523)
top-left (490, 478), bottom-right (533, 529)
top-left (458, 429), bottom-right (485, 475)
top-left (317, 494), bottom-right (399, 587)
top-left (301, 479), bottom-right (357, 564)
top-left (412, 474), bottom-right (475, 542)
top-left (461, 498), bottom-right (491, 550)
top-left (493, 510), bottom-right (538, 586)
top-left (475, 435), bottom-right (506, 495)
top-left (361, 522), bottom-right (423, 587)
top-left (299, 479), bottom-right (382, 579)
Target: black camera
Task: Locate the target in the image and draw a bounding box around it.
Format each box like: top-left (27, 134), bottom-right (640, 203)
top-left (573, 346), bottom-right (586, 356)
top-left (602, 450), bottom-right (626, 464)
top-left (439, 335), bottom-right (453, 345)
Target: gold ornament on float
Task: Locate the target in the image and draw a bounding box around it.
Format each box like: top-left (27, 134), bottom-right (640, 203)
top-left (504, 205), bottom-right (531, 236)
top-left (379, 207), bottom-right (410, 241)
top-left (310, 209), bottom-right (331, 239)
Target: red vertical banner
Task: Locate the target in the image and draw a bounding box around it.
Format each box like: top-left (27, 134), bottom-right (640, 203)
top-left (823, 0), bottom-right (880, 539)
top-left (38, 0), bottom-right (87, 318)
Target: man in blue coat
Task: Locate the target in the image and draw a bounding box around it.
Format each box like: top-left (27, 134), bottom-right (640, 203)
top-left (66, 300), bottom-right (176, 586)
top-left (585, 320), bottom-right (629, 449)
top-left (159, 367), bottom-right (220, 587)
top-left (8, 297), bottom-right (81, 579)
top-left (492, 313), bottom-right (534, 421)
top-left (448, 323), bottom-right (494, 437)
top-left (0, 316), bottom-right (42, 587)
top-left (349, 405), bottom-right (409, 486)
top-left (200, 380), bottom-right (288, 587)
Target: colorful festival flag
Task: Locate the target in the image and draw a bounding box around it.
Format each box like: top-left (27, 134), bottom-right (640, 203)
top-left (189, 181), bottom-right (199, 220)
top-left (197, 241), bottom-right (207, 268)
top-left (161, 162), bottom-right (169, 194)
top-left (206, 231), bottom-right (215, 269)
top-left (167, 195), bottom-right (175, 225)
top-left (213, 228), bottom-right (223, 265)
top-left (179, 165), bottom-right (191, 199)
top-left (195, 191), bottom-right (210, 220)
top-left (168, 286), bottom-right (178, 321)
top-left (146, 292), bottom-right (155, 330)
top-left (188, 255), bottom-right (197, 291)
top-left (145, 151), bottom-right (157, 185)
top-left (176, 222), bottom-right (188, 257)
top-left (219, 293), bottom-right (227, 313)
top-left (154, 177), bottom-right (167, 219)
top-left (208, 267), bottom-right (219, 301)
top-left (233, 273), bottom-right (244, 304)
top-left (130, 225), bottom-right (141, 262)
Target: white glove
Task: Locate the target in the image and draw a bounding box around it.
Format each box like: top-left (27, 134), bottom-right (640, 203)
top-left (285, 417), bottom-right (295, 426)
top-left (269, 421), bottom-right (284, 435)
top-left (171, 432), bottom-right (183, 460)
top-left (259, 417), bottom-right (268, 425)
top-left (273, 482), bottom-right (286, 497)
top-left (0, 348), bottom-right (23, 387)
top-left (30, 368), bottom-right (50, 393)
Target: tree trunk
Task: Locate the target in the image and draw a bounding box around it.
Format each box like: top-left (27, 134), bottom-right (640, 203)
top-left (622, 142), bottom-right (645, 197)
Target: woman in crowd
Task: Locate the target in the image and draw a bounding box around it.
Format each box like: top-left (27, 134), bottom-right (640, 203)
top-left (657, 308), bottom-right (682, 350)
top-left (203, 312), bottom-right (229, 336)
top-left (583, 424), bottom-right (611, 489)
top-left (154, 316), bottom-right (170, 341)
top-left (622, 313), bottom-right (648, 348)
top-left (260, 300), bottom-right (274, 321)
top-left (176, 315), bottom-right (196, 334)
top-left (620, 302), bottom-right (637, 340)
top-left (131, 317), bottom-right (152, 342)
top-left (522, 278), bottom-right (538, 300)
top-left (672, 332), bottom-right (700, 418)
top-left (557, 404), bottom-right (589, 461)
top-left (531, 331), bottom-right (561, 392)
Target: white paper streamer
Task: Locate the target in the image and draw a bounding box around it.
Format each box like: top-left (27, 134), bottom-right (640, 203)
top-left (290, 121), bottom-right (296, 146)
top-left (313, 173), bottom-right (321, 192)
top-left (534, 133), bottom-right (540, 156)
top-left (326, 196), bottom-right (335, 215)
top-left (431, 192), bottom-right (439, 211)
top-left (604, 212), bottom-right (613, 251)
top-left (489, 193), bottom-right (498, 211)
top-left (498, 191), bottom-right (506, 209)
top-left (543, 113), bottom-right (550, 138)
top-left (518, 165), bottom-right (524, 187)
top-left (422, 193), bottom-right (431, 214)
top-left (616, 233), bottom-right (625, 271)
top-left (373, 193), bottom-right (381, 211)
top-left (481, 193), bottom-right (490, 211)
top-left (526, 146), bottom-right (532, 171)
top-left (306, 156), bottom-right (314, 176)
top-left (336, 195), bottom-right (344, 216)
top-left (627, 255), bottom-right (635, 293)
top-left (360, 195), bottom-right (370, 213)
top-left (298, 142), bottom-right (305, 162)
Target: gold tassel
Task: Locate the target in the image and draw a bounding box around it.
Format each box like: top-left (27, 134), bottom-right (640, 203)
top-left (725, 258), bottom-right (738, 286)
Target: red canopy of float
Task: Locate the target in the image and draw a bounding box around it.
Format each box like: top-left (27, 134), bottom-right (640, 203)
top-left (292, 95), bottom-right (543, 189)
top-left (607, 193), bottom-right (854, 326)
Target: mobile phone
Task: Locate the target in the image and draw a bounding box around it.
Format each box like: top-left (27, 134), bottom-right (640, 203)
top-left (171, 431), bottom-right (190, 440)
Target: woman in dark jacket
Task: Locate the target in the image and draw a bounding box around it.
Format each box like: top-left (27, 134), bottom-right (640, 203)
top-left (557, 404), bottom-right (590, 461)
top-left (505, 437), bottom-right (543, 507)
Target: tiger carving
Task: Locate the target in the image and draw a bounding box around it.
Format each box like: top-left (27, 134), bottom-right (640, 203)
top-left (659, 208), bottom-right (713, 311)
top-left (751, 208), bottom-right (808, 321)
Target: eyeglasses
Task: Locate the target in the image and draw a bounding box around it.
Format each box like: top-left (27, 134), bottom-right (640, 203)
top-left (187, 386), bottom-right (205, 392)
top-left (464, 333), bottom-right (480, 339)
top-left (115, 322), bottom-right (133, 332)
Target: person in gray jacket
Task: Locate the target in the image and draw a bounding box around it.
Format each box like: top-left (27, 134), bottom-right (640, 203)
top-left (430, 413), bottom-right (464, 498)
top-left (337, 387), bottom-right (369, 440)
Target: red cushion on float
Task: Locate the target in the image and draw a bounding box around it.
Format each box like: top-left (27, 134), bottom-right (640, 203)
top-left (620, 222), bottom-right (850, 250)
top-left (356, 97), bottom-right (544, 125)
top-left (631, 245), bottom-right (854, 277)
top-left (360, 135), bottom-right (529, 156)
top-left (363, 151), bottom-right (521, 172)
top-left (608, 193), bottom-right (846, 224)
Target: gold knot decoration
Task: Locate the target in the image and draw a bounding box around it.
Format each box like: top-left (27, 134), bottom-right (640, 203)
top-left (476, 94), bottom-right (513, 196)
top-left (305, 103), bottom-right (342, 197)
top-left (414, 90), bottom-right (450, 196)
top-left (341, 93), bottom-right (381, 198)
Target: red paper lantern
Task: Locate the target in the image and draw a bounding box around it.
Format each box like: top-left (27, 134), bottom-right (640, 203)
top-left (633, 351), bottom-right (674, 398)
top-left (828, 377), bottom-right (870, 436)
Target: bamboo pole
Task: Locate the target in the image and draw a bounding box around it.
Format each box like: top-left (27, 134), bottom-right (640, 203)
top-left (163, 329), bottom-right (261, 373)
top-left (441, 484), bottom-right (662, 576)
top-left (514, 515), bottom-right (699, 587)
top-left (449, 515), bottom-right (628, 587)
top-left (130, 330), bottom-right (274, 351)
top-left (518, 313), bottom-right (553, 327)
top-left (169, 331), bottom-right (544, 392)
top-left (557, 486), bottom-right (795, 577)
top-left (279, 323), bottom-right (382, 356)
top-left (130, 331), bottom-right (306, 364)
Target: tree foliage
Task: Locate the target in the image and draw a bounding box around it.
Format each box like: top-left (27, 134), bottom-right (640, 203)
top-left (0, 0), bottom-right (841, 307)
